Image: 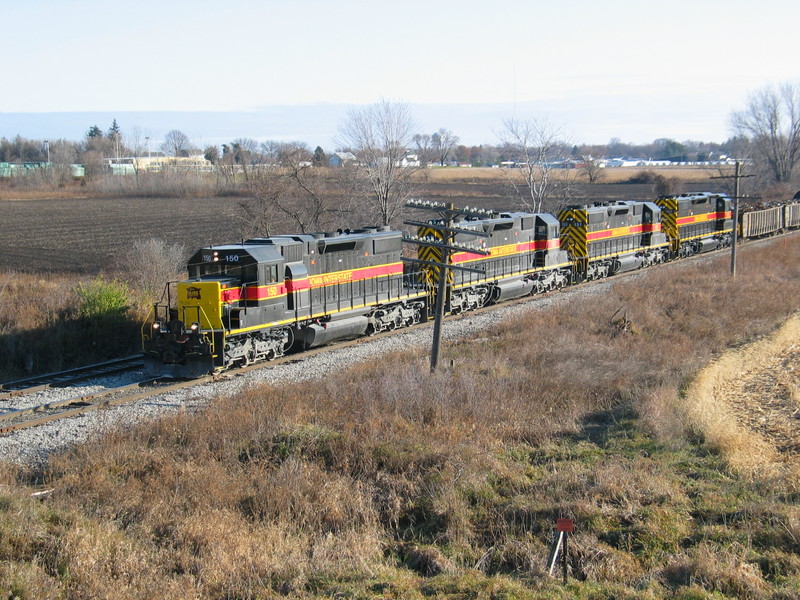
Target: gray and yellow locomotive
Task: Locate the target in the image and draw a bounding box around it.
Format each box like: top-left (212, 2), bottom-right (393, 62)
top-left (559, 200), bottom-right (670, 281)
top-left (143, 227), bottom-right (427, 377)
top-left (655, 192), bottom-right (734, 256)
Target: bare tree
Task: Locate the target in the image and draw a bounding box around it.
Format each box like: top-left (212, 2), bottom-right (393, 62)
top-left (580, 155), bottom-right (604, 184)
top-left (500, 117), bottom-right (575, 213)
top-left (730, 81), bottom-right (800, 184)
top-left (431, 128), bottom-right (459, 166)
top-left (116, 238), bottom-right (187, 307)
top-left (336, 100), bottom-right (420, 226)
top-left (204, 145), bottom-right (220, 165)
top-left (161, 130), bottom-right (191, 157)
top-left (242, 146), bottom-right (350, 237)
top-left (260, 140), bottom-right (283, 165)
top-left (227, 137), bottom-right (260, 181)
top-left (48, 140), bottom-right (78, 186)
top-left (413, 133), bottom-right (433, 166)
top-left (126, 125), bottom-right (149, 158)
top-left (277, 141), bottom-right (311, 166)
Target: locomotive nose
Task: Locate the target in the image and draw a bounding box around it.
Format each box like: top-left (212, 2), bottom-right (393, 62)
top-left (161, 346), bottom-right (184, 365)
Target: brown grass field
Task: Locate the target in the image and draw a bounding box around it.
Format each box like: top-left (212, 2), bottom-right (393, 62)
top-left (422, 165), bottom-right (728, 183)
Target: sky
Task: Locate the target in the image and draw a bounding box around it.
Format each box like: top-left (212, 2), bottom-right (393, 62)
top-left (1, 0), bottom-right (798, 149)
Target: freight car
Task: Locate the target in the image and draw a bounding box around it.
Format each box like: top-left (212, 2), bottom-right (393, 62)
top-left (786, 203), bottom-right (800, 230)
top-left (143, 227), bottom-right (427, 377)
top-left (740, 205), bottom-right (783, 238)
top-left (739, 203), bottom-right (800, 238)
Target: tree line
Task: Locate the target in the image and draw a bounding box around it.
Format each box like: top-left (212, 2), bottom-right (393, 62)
top-left (0, 125), bottom-right (745, 172)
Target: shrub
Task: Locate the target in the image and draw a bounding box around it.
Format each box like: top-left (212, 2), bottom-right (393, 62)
top-left (74, 277), bottom-right (129, 321)
top-left (115, 238), bottom-right (187, 310)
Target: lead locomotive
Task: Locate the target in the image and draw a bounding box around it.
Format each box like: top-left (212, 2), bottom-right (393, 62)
top-left (143, 227), bottom-right (427, 377)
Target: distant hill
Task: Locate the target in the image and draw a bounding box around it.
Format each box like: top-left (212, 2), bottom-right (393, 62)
top-left (0, 97), bottom-right (730, 150)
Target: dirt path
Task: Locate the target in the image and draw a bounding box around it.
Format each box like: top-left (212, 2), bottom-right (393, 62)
top-left (684, 314), bottom-right (800, 476)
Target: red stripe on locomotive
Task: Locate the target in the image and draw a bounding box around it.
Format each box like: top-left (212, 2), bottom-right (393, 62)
top-left (451, 239), bottom-right (560, 263)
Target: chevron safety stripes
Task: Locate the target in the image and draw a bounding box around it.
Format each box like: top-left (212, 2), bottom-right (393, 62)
top-left (558, 207), bottom-right (588, 262)
top-left (416, 225), bottom-right (452, 284)
top-left (655, 196), bottom-right (680, 252)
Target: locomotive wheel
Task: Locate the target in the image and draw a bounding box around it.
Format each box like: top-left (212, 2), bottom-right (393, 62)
top-left (282, 327), bottom-right (294, 353)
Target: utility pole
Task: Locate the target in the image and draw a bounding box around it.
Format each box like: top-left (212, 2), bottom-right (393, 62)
top-left (712, 160), bottom-right (754, 277)
top-left (731, 161), bottom-right (741, 277)
top-left (404, 200), bottom-right (491, 372)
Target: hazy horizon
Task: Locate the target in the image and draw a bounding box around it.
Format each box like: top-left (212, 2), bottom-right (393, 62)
top-left (0, 96), bottom-right (738, 154)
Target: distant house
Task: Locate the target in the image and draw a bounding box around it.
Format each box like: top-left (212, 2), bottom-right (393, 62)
top-left (329, 151), bottom-right (420, 168)
top-left (329, 151), bottom-right (357, 167)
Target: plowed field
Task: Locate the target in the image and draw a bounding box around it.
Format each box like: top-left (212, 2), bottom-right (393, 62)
top-left (0, 174), bottom-right (723, 274)
top-left (0, 197), bottom-right (246, 273)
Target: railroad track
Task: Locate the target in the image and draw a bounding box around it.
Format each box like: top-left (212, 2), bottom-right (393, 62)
top-left (0, 355), bottom-right (145, 400)
top-left (0, 377), bottom-right (204, 434)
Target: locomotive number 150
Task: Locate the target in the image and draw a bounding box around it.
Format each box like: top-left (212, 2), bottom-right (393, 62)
top-left (203, 253), bottom-right (240, 263)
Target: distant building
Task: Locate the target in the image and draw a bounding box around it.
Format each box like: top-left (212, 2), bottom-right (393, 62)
top-left (0, 162), bottom-right (84, 178)
top-left (329, 151), bottom-right (357, 167)
top-left (399, 153), bottom-right (420, 168)
top-left (105, 156), bottom-right (213, 174)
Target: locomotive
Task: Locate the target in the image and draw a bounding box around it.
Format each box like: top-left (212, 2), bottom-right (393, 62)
top-left (655, 192), bottom-right (733, 256)
top-left (415, 211), bottom-right (572, 313)
top-left (143, 192), bottom-right (798, 378)
top-left (559, 200), bottom-right (670, 281)
top-left (143, 227), bottom-right (427, 377)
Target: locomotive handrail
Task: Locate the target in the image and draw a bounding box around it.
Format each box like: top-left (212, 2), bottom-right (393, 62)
top-left (140, 305), bottom-right (157, 349)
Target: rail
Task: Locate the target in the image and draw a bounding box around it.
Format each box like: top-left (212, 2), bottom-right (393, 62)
top-left (0, 355), bottom-right (144, 399)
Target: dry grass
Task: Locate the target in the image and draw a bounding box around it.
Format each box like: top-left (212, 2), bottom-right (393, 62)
top-left (1, 235), bottom-right (800, 598)
top-left (0, 271), bottom-right (141, 379)
top-left (0, 171), bottom-right (236, 201)
top-left (678, 315), bottom-right (800, 477)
